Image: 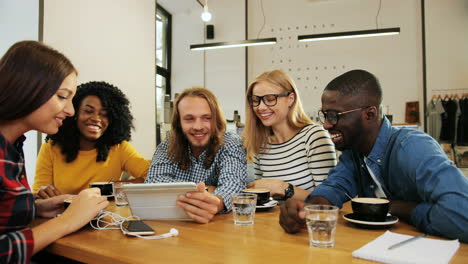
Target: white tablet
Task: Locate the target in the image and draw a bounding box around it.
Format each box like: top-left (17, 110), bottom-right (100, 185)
top-left (123, 182), bottom-right (197, 220)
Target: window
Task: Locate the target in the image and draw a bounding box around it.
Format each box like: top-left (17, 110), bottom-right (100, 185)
top-left (156, 5), bottom-right (172, 143)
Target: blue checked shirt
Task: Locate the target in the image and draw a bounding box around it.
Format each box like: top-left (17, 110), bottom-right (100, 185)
top-left (145, 132), bottom-right (247, 212)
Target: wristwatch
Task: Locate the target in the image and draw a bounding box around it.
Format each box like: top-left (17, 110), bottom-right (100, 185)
top-left (284, 183), bottom-right (294, 199)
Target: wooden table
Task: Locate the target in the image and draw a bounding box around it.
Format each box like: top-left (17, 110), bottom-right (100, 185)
top-left (35, 202), bottom-right (467, 264)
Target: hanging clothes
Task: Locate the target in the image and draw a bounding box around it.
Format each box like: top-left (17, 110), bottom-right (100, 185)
top-left (440, 99), bottom-right (458, 143)
top-left (457, 98), bottom-right (468, 145)
top-left (427, 98), bottom-right (444, 141)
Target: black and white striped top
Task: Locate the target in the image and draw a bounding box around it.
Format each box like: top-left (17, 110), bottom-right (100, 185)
top-left (254, 124), bottom-right (337, 192)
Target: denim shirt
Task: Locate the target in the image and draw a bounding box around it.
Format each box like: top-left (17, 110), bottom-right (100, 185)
top-left (309, 117), bottom-right (468, 242)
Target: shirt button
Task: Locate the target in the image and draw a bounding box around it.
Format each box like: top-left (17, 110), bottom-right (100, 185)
top-left (370, 185), bottom-right (375, 188)
top-left (361, 165), bottom-right (365, 168)
top-left (377, 159), bottom-right (381, 163)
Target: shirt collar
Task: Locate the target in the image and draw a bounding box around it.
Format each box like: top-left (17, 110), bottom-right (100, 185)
top-left (366, 117), bottom-right (392, 163)
top-left (188, 145), bottom-right (207, 162)
top-left (0, 132), bottom-right (26, 149)
top-left (0, 133), bottom-right (26, 160)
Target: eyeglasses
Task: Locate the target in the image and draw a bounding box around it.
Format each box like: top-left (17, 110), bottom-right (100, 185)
top-left (318, 106), bottom-right (371, 125)
top-left (247, 92), bottom-right (290, 107)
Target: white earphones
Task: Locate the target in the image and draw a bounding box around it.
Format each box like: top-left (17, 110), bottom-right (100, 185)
top-left (89, 211), bottom-right (179, 240)
top-left (132, 228), bottom-right (179, 240)
top-left (169, 228), bottom-right (179, 236)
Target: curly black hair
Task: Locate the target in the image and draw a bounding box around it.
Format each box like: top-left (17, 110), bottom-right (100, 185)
top-left (47, 81), bottom-right (134, 162)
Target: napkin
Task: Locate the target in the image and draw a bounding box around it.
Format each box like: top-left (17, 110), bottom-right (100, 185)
top-left (352, 231), bottom-right (460, 264)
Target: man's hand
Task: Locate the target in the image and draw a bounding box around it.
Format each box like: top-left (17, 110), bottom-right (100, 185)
top-left (389, 200), bottom-right (417, 223)
top-left (35, 194), bottom-right (75, 218)
top-left (279, 198), bottom-right (306, 233)
top-left (36, 184), bottom-right (61, 199)
top-left (177, 182), bottom-right (224, 224)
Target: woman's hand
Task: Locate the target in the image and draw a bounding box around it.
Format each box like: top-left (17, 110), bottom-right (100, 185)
top-left (247, 179), bottom-right (288, 197)
top-left (31, 188), bottom-right (109, 254)
top-left (58, 188), bottom-right (109, 233)
top-left (35, 194), bottom-right (75, 218)
top-left (36, 184), bottom-right (61, 199)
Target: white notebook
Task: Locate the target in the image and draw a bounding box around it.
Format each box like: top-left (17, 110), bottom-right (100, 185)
top-left (352, 231), bottom-right (460, 264)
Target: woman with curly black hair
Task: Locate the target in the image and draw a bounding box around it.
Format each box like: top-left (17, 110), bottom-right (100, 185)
top-left (33, 81), bottom-right (149, 198)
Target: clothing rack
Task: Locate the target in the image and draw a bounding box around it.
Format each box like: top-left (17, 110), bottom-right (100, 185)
top-left (431, 88), bottom-right (468, 100)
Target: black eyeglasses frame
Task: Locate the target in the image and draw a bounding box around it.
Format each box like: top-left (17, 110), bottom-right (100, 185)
top-left (318, 106), bottom-right (372, 125)
top-left (247, 92), bottom-right (291, 107)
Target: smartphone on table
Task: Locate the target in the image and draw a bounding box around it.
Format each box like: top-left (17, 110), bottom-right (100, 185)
top-left (122, 220), bottom-right (155, 236)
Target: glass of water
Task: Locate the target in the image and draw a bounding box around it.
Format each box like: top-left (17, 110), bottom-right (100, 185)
top-left (113, 182), bottom-right (128, 206)
top-left (231, 193), bottom-right (257, 226)
top-left (304, 204), bottom-right (339, 248)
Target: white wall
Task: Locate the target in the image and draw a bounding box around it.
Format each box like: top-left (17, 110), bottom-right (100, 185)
top-left (248, 0), bottom-right (422, 124)
top-left (0, 0), bottom-right (39, 185)
top-left (43, 0), bottom-right (156, 158)
top-left (161, 0), bottom-right (246, 122)
top-left (167, 0), bottom-right (428, 124)
top-left (159, 0), bottom-right (205, 95)
top-left (204, 0), bottom-right (246, 121)
top-left (425, 0), bottom-right (468, 98)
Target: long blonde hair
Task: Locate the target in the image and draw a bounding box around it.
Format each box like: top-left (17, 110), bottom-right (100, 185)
top-left (244, 70), bottom-right (312, 162)
top-left (168, 87), bottom-right (227, 170)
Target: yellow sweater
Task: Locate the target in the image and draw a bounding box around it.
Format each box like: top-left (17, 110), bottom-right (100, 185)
top-left (33, 140), bottom-right (150, 194)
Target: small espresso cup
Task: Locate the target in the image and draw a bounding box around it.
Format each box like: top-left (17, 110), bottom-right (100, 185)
top-left (242, 188), bottom-right (270, 205)
top-left (351, 197), bottom-right (390, 222)
top-left (89, 182), bottom-right (114, 196)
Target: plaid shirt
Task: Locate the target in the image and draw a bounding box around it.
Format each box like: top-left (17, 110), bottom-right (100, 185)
top-left (0, 134), bottom-right (35, 264)
top-left (146, 132), bottom-right (247, 212)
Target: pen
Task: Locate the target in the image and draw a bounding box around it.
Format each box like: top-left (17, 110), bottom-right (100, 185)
top-left (388, 234), bottom-right (426, 250)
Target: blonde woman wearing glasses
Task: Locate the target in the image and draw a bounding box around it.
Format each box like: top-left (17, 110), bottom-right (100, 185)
top-left (244, 69), bottom-right (337, 201)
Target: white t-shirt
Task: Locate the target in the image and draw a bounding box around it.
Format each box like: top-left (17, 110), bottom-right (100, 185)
top-left (364, 157), bottom-right (387, 198)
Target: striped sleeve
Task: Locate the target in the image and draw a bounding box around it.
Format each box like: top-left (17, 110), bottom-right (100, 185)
top-left (253, 157), bottom-right (262, 179)
top-left (306, 125), bottom-right (337, 188)
top-left (0, 228), bottom-right (34, 264)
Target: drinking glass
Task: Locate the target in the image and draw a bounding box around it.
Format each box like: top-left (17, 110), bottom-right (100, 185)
top-left (305, 205), bottom-right (339, 248)
top-left (231, 193), bottom-right (257, 226)
top-left (113, 182), bottom-right (128, 206)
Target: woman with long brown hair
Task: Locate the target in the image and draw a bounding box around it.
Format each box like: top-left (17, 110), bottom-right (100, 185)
top-left (0, 41), bottom-right (108, 264)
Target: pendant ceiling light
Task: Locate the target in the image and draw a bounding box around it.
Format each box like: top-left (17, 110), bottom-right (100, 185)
top-left (201, 0), bottom-right (212, 22)
top-left (191, 0), bottom-right (276, 51)
top-left (190, 37), bottom-right (277, 51)
top-left (298, 0), bottom-right (399, 43)
top-left (298, 27), bottom-right (400, 42)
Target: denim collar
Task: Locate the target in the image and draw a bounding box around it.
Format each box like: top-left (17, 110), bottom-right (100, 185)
top-left (366, 117), bottom-right (393, 164)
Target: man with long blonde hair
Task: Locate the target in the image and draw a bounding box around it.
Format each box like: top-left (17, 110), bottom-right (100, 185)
top-left (146, 87), bottom-right (247, 223)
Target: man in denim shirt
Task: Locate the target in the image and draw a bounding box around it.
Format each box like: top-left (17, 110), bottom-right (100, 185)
top-left (279, 70), bottom-right (468, 242)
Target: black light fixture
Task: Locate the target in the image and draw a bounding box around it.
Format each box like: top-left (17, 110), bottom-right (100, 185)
top-left (298, 27), bottom-right (400, 42)
top-left (190, 37), bottom-right (277, 51)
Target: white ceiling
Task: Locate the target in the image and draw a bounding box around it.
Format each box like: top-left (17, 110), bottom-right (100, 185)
top-left (157, 0), bottom-right (202, 14)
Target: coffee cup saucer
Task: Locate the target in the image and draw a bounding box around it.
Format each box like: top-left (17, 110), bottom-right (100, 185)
top-left (343, 213), bottom-right (398, 229)
top-left (256, 199), bottom-right (278, 209)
